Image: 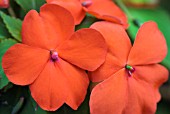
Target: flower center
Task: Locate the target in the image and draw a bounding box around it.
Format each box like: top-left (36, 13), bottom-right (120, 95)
top-left (81, 0), bottom-right (92, 7)
top-left (125, 64), bottom-right (135, 76)
top-left (50, 50), bottom-right (59, 61)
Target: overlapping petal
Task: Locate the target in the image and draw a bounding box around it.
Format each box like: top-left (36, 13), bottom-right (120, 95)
top-left (90, 68), bottom-right (160, 114)
top-left (90, 21), bottom-right (131, 64)
top-left (58, 28), bottom-right (107, 71)
top-left (46, 0), bottom-right (85, 25)
top-left (89, 21), bottom-right (168, 114)
top-left (22, 4), bottom-right (74, 50)
top-left (47, 0), bottom-right (128, 28)
top-left (89, 21), bottom-right (131, 81)
top-left (2, 44), bottom-right (49, 85)
top-left (30, 59), bottom-right (89, 111)
top-left (82, 0), bottom-right (128, 28)
top-left (90, 69), bottom-right (127, 114)
top-left (88, 53), bottom-right (123, 82)
top-left (128, 21), bottom-right (167, 65)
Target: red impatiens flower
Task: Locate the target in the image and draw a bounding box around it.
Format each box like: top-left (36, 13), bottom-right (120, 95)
top-left (89, 21), bottom-right (169, 114)
top-left (0, 0), bottom-right (9, 8)
top-left (2, 4), bottom-right (107, 111)
top-left (46, 0), bottom-right (128, 28)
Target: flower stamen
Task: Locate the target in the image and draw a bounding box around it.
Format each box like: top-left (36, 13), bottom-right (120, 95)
top-left (125, 64), bottom-right (135, 76)
top-left (81, 0), bottom-right (92, 7)
top-left (50, 50), bottom-right (59, 61)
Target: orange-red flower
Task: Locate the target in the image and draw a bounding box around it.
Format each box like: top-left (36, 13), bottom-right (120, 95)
top-left (89, 21), bottom-right (169, 114)
top-left (2, 4), bottom-right (107, 111)
top-left (46, 0), bottom-right (128, 28)
top-left (0, 0), bottom-right (9, 8)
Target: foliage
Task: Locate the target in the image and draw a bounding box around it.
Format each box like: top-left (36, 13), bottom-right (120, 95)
top-left (0, 0), bottom-right (170, 114)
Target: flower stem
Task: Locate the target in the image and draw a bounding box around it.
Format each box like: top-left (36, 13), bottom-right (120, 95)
top-left (7, 6), bottom-right (16, 18)
top-left (115, 0), bottom-right (133, 20)
top-left (115, 0), bottom-right (142, 27)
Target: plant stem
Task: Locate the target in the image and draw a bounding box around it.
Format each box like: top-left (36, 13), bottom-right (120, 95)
top-left (115, 0), bottom-right (133, 20)
top-left (115, 0), bottom-right (142, 27)
top-left (7, 6), bottom-right (16, 18)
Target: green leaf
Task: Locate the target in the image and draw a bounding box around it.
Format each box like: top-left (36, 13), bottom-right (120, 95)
top-left (76, 15), bottom-right (98, 30)
top-left (15, 0), bottom-right (46, 12)
top-left (127, 8), bottom-right (170, 69)
top-left (0, 19), bottom-right (11, 40)
top-left (0, 39), bottom-right (17, 89)
top-left (0, 79), bottom-right (90, 114)
top-left (0, 86), bottom-right (35, 114)
top-left (0, 73), bottom-right (9, 89)
top-left (0, 11), bottom-right (22, 42)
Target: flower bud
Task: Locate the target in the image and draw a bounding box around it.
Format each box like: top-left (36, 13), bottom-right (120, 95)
top-left (0, 0), bottom-right (9, 8)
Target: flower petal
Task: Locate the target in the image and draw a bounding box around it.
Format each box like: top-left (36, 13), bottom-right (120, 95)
top-left (46, 0), bottom-right (85, 25)
top-left (90, 21), bottom-right (132, 64)
top-left (22, 4), bottom-right (74, 50)
top-left (82, 0), bottom-right (128, 28)
top-left (58, 28), bottom-right (107, 71)
top-left (30, 59), bottom-right (89, 111)
top-left (89, 21), bottom-right (131, 81)
top-left (2, 44), bottom-right (49, 85)
top-left (90, 68), bottom-right (159, 114)
top-left (30, 61), bottom-right (64, 111)
top-left (88, 53), bottom-right (123, 82)
top-left (90, 69), bottom-right (127, 114)
top-left (128, 21), bottom-right (167, 65)
top-left (133, 64), bottom-right (169, 102)
top-left (123, 78), bottom-right (157, 114)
